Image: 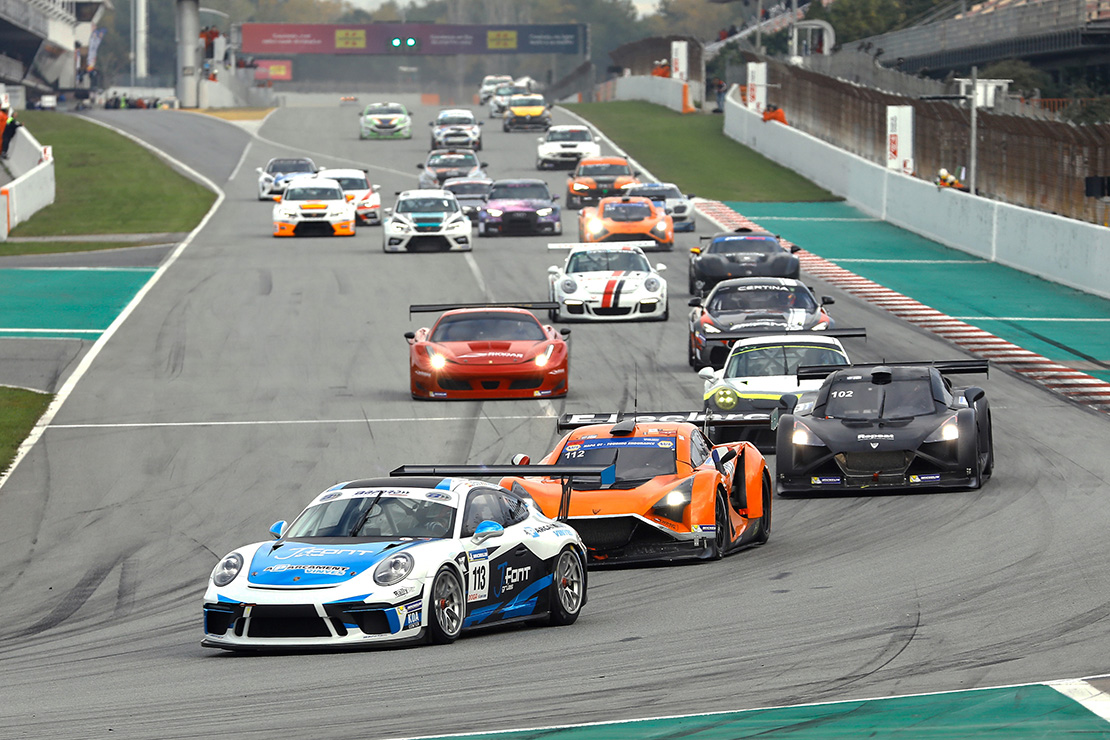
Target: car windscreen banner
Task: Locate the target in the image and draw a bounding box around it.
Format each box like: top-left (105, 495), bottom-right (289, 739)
top-left (240, 23), bottom-right (586, 55)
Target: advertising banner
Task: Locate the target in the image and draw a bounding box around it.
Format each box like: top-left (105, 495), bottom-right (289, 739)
top-left (670, 40), bottom-right (688, 82)
top-left (240, 23), bottom-right (585, 56)
top-left (254, 59), bottom-right (293, 81)
top-left (746, 62), bottom-right (766, 113)
top-left (886, 105), bottom-right (914, 172)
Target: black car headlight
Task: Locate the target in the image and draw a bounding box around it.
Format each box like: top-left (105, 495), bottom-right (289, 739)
top-left (924, 414), bottom-right (960, 442)
top-left (651, 478), bottom-right (693, 521)
top-left (791, 421), bottom-right (826, 447)
top-left (211, 552), bottom-right (244, 587)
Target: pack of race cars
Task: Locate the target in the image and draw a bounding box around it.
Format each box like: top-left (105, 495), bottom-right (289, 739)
top-left (220, 93), bottom-right (995, 652)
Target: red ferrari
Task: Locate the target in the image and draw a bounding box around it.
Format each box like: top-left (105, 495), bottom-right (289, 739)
top-left (406, 302), bottom-right (571, 400)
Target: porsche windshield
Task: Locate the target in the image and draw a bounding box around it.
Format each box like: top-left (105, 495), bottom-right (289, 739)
top-left (558, 437), bottom-right (677, 486)
top-left (567, 250), bottom-right (651, 273)
top-left (725, 344), bottom-right (847, 378)
top-left (823, 378), bottom-right (936, 419)
top-left (601, 202), bottom-right (652, 221)
top-left (397, 197), bottom-right (456, 213)
top-left (489, 184), bottom-right (551, 201)
top-left (578, 164), bottom-right (632, 177)
top-left (708, 236), bottom-right (779, 254)
top-left (547, 129), bottom-right (591, 142)
top-left (285, 186), bottom-right (343, 201)
top-left (445, 182), bottom-right (491, 197)
top-left (268, 160), bottom-right (313, 174)
top-left (284, 495), bottom-right (456, 539)
top-left (366, 105), bottom-right (405, 115)
top-left (708, 285), bottom-right (817, 313)
top-left (431, 312), bottom-right (546, 342)
top-left (428, 153), bottom-right (478, 168)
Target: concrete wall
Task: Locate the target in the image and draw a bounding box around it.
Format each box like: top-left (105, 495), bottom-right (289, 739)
top-left (614, 76), bottom-right (689, 113)
top-left (722, 86), bottom-right (1110, 301)
top-left (1, 126), bottom-right (56, 240)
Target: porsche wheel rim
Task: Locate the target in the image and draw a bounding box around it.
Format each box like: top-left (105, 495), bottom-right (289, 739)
top-left (433, 572), bottom-right (464, 636)
top-left (556, 550), bottom-right (583, 614)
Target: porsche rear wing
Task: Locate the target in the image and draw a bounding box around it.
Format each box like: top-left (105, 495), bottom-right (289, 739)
top-left (796, 359), bottom-right (989, 382)
top-left (547, 242), bottom-right (656, 251)
top-left (555, 410), bottom-right (772, 433)
top-left (390, 463), bottom-right (616, 521)
top-left (409, 301), bottom-right (559, 318)
top-left (710, 327), bottom-right (867, 344)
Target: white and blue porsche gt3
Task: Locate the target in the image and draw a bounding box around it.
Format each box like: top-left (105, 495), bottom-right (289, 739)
top-left (202, 472), bottom-right (592, 650)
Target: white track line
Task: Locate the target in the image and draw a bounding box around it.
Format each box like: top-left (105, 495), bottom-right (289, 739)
top-left (0, 119), bottom-right (226, 492)
top-left (49, 415), bottom-right (554, 430)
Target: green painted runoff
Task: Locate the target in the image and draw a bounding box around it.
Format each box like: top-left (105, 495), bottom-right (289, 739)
top-left (0, 268), bottom-right (155, 340)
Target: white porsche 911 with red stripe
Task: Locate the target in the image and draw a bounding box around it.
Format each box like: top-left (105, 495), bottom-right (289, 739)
top-left (546, 243), bottom-right (669, 322)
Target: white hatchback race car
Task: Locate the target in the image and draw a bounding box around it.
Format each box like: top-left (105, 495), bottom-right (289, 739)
top-left (547, 243), bottom-right (668, 321)
top-left (536, 125), bottom-right (602, 169)
top-left (316, 168), bottom-right (381, 226)
top-left (272, 176), bottom-right (356, 237)
top-left (359, 102), bottom-right (413, 139)
top-left (384, 189), bottom-right (473, 252)
top-left (202, 472), bottom-right (592, 650)
top-left (430, 108), bottom-right (483, 150)
top-left (479, 74), bottom-right (513, 104)
top-left (257, 157), bottom-right (317, 200)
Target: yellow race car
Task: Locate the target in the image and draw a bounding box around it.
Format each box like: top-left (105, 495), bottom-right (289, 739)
top-left (503, 94), bottom-right (551, 132)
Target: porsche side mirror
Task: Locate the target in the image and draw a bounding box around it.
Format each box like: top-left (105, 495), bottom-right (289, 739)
top-left (385, 207), bottom-right (393, 216)
top-left (821, 296), bottom-right (835, 305)
top-left (269, 520), bottom-right (287, 539)
top-left (548, 265), bottom-right (560, 274)
top-left (537, 137), bottom-right (545, 143)
top-left (689, 297), bottom-right (703, 307)
top-left (656, 263), bottom-right (667, 272)
top-left (472, 520), bottom-right (504, 545)
top-left (255, 167), bottom-right (263, 174)
top-left (372, 184), bottom-right (380, 192)
top-left (697, 367), bottom-right (718, 381)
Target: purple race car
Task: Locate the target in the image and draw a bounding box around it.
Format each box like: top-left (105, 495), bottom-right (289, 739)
top-left (477, 179), bottom-right (562, 236)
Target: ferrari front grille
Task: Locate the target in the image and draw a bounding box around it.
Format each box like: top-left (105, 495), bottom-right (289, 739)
top-left (509, 378), bottom-right (543, 390)
top-left (438, 378), bottom-right (471, 391)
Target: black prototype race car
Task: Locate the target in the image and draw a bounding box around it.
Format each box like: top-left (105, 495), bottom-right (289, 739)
top-left (689, 228), bottom-right (801, 296)
top-left (773, 360), bottom-right (994, 495)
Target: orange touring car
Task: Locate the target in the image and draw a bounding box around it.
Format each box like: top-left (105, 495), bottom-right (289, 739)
top-left (566, 156), bottom-right (639, 209)
top-left (578, 195), bottom-right (674, 250)
top-left (498, 412), bottom-right (773, 563)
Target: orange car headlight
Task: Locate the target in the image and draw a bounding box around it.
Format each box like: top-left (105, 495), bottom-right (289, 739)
top-left (651, 478), bottom-right (693, 521)
top-left (586, 218), bottom-right (604, 235)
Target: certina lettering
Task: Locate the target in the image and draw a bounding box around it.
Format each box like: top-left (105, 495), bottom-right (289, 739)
top-left (857, 433), bottom-right (895, 441)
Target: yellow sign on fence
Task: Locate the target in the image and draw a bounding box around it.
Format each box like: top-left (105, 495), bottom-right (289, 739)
top-left (487, 30), bottom-right (517, 50)
top-left (336, 29), bottom-right (366, 49)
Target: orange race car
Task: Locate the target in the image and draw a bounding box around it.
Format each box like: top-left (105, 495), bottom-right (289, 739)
top-left (566, 156), bottom-right (639, 209)
top-left (578, 195), bottom-right (674, 250)
top-left (498, 412), bottom-right (773, 563)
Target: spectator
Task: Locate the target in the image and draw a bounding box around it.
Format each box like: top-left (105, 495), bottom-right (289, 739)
top-left (713, 78), bottom-right (727, 112)
top-left (1, 109), bottom-right (21, 158)
top-left (728, 23), bottom-right (739, 36)
top-left (762, 104), bottom-right (788, 125)
top-left (718, 28), bottom-right (728, 41)
top-left (0, 107), bottom-right (8, 138)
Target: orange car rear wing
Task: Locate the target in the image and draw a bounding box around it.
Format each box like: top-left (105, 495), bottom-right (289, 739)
top-left (390, 463), bottom-right (616, 521)
top-left (796, 359), bottom-right (989, 382)
top-left (712, 327), bottom-right (867, 344)
top-left (556, 411), bottom-right (772, 433)
top-left (409, 301), bottom-right (559, 318)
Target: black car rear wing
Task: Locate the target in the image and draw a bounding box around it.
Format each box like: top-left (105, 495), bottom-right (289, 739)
top-left (555, 411), bottom-right (772, 433)
top-left (710, 327), bottom-right (867, 344)
top-left (390, 463), bottom-right (616, 521)
top-left (796, 359), bottom-right (989, 382)
top-left (409, 301), bottom-right (560, 318)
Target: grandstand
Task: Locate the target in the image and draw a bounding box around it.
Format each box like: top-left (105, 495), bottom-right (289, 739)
top-left (0, 0), bottom-right (106, 98)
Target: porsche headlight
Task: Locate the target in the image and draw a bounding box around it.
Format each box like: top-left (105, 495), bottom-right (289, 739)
top-left (644, 277), bottom-right (661, 292)
top-left (561, 278), bottom-right (578, 293)
top-left (572, 183), bottom-right (589, 192)
top-left (703, 324), bottom-right (722, 334)
top-left (485, 208), bottom-right (503, 218)
top-left (211, 552), bottom-right (243, 587)
top-left (373, 552), bottom-right (414, 586)
top-left (586, 218), bottom-right (604, 235)
top-left (924, 414), bottom-right (960, 442)
top-left (651, 478), bottom-right (693, 520)
top-left (535, 345), bottom-right (555, 367)
top-left (791, 422), bottom-right (825, 447)
top-left (714, 387), bottom-right (738, 410)
top-left (536, 207), bottom-right (553, 217)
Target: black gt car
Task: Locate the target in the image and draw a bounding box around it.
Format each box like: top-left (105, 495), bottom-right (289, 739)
top-left (689, 228), bottom-right (801, 296)
top-left (773, 360), bottom-right (993, 495)
top-left (688, 278), bottom-right (835, 369)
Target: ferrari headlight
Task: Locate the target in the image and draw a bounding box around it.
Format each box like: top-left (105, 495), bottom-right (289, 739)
top-left (426, 346), bottom-right (447, 370)
top-left (373, 552), bottom-right (414, 586)
top-left (561, 278), bottom-right (578, 293)
top-left (654, 221), bottom-right (668, 233)
top-left (651, 478), bottom-right (693, 520)
top-left (703, 324), bottom-right (721, 334)
top-left (572, 183), bottom-right (589, 192)
top-left (791, 422), bottom-right (825, 447)
top-left (644, 277), bottom-right (660, 292)
top-left (211, 552), bottom-right (243, 587)
top-left (714, 387), bottom-right (738, 410)
top-left (586, 218), bottom-right (604, 235)
top-left (536, 207), bottom-right (553, 217)
top-left (925, 414), bottom-right (959, 442)
top-left (486, 208), bottom-right (503, 218)
top-left (535, 345), bottom-right (555, 367)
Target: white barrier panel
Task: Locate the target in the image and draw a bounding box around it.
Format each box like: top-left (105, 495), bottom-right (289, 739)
top-left (722, 85), bottom-right (1110, 301)
top-left (614, 75), bottom-right (687, 113)
top-left (1, 126), bottom-right (55, 240)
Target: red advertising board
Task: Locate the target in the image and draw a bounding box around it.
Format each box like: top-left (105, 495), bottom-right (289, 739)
top-left (240, 23), bottom-right (584, 55)
top-left (254, 59), bottom-right (293, 81)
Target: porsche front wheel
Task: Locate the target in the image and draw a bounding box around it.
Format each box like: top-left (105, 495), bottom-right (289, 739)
top-left (428, 567), bottom-right (465, 644)
top-left (549, 547), bottom-right (585, 625)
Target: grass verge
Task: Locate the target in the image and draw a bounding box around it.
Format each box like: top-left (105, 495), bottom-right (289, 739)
top-left (0, 387), bottom-right (51, 477)
top-left (561, 101), bottom-right (838, 202)
top-left (0, 240), bottom-right (172, 257)
top-left (9, 111), bottom-right (216, 238)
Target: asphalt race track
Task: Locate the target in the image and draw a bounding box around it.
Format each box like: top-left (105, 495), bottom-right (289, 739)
top-left (1, 100), bottom-right (1110, 739)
